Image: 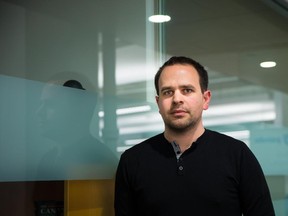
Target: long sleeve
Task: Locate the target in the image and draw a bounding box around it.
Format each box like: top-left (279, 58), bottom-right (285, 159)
top-left (114, 153), bottom-right (136, 216)
top-left (239, 145), bottom-right (275, 216)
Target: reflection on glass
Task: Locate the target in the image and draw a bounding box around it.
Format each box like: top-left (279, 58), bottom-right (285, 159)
top-left (36, 79), bottom-right (118, 180)
top-left (0, 75), bottom-right (117, 181)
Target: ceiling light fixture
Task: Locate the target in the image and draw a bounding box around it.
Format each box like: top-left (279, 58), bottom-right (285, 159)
top-left (260, 61), bottom-right (276, 68)
top-left (148, 14), bottom-right (171, 23)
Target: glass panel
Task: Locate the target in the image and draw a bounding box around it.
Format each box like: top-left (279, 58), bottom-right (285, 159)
top-left (0, 75), bottom-right (117, 181)
top-left (1, 0), bottom-right (288, 215)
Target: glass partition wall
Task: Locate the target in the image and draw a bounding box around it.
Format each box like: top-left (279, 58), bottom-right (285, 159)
top-left (1, 0), bottom-right (288, 215)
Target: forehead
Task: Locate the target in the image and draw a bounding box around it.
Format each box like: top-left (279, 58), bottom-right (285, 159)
top-left (159, 64), bottom-right (200, 86)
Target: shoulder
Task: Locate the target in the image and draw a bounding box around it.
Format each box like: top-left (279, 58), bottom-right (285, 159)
top-left (203, 129), bottom-right (247, 147)
top-left (201, 129), bottom-right (253, 159)
top-left (202, 129), bottom-right (263, 174)
top-left (118, 133), bottom-right (171, 168)
top-left (121, 133), bottom-right (165, 158)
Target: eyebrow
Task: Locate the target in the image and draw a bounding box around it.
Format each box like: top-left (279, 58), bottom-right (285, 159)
top-left (160, 84), bottom-right (196, 93)
top-left (180, 84), bottom-right (196, 90)
top-left (160, 86), bottom-right (172, 93)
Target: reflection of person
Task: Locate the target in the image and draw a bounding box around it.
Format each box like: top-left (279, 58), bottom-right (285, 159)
top-left (36, 79), bottom-right (117, 180)
top-left (114, 56), bottom-right (275, 215)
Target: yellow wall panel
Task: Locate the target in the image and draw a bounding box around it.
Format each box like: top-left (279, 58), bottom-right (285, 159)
top-left (65, 179), bottom-right (115, 216)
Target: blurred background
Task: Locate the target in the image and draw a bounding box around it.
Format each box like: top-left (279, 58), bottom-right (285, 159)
top-left (1, 0), bottom-right (288, 215)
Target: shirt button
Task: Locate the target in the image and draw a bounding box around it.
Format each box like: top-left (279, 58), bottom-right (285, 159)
top-left (178, 166), bottom-right (184, 171)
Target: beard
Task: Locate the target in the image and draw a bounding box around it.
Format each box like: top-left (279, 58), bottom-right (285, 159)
top-left (163, 114), bottom-right (200, 133)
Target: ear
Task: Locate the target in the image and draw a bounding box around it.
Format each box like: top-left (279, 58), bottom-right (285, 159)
top-left (203, 90), bottom-right (211, 110)
top-left (155, 96), bottom-right (161, 113)
top-left (155, 95), bottom-right (159, 105)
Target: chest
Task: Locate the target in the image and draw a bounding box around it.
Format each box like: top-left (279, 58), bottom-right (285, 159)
top-left (132, 151), bottom-right (240, 210)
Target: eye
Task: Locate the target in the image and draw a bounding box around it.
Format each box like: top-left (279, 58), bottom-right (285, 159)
top-left (162, 90), bottom-right (173, 96)
top-left (183, 88), bottom-right (193, 94)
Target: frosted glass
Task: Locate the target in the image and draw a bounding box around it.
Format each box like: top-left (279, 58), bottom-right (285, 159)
top-left (0, 75), bottom-right (118, 181)
top-left (250, 128), bottom-right (288, 175)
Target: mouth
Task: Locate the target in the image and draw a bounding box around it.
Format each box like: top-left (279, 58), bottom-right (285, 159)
top-left (170, 109), bottom-right (187, 116)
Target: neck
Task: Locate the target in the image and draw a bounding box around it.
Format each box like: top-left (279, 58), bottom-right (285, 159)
top-left (164, 124), bottom-right (205, 152)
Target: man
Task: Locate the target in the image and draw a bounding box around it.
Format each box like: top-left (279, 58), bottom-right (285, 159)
top-left (114, 56), bottom-right (275, 215)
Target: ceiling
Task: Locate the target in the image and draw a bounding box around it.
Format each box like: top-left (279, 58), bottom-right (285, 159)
top-left (164, 0), bottom-right (288, 93)
top-left (1, 0), bottom-right (288, 93)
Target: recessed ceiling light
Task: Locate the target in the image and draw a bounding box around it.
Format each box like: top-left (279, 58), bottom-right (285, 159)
top-left (148, 15), bottom-right (171, 23)
top-left (260, 61), bottom-right (276, 68)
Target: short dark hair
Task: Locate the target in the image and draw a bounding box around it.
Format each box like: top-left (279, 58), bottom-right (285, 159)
top-left (154, 56), bottom-right (209, 95)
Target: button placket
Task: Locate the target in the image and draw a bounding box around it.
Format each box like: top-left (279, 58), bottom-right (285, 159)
top-left (177, 157), bottom-right (184, 175)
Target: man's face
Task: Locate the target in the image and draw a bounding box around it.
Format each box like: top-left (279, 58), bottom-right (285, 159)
top-left (156, 64), bottom-right (211, 132)
top-left (36, 84), bottom-right (73, 138)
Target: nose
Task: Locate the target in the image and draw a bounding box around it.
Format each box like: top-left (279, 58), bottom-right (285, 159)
top-left (172, 90), bottom-right (183, 104)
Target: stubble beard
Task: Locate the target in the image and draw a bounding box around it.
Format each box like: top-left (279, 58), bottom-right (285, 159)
top-left (164, 114), bottom-right (199, 133)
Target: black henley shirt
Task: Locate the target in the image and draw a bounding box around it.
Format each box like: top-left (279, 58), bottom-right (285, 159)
top-left (115, 129), bottom-right (275, 216)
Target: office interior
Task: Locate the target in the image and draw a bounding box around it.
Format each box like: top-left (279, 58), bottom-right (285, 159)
top-left (0, 0), bottom-right (288, 215)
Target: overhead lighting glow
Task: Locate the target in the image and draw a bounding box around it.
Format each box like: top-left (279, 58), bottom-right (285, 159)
top-left (260, 61), bottom-right (276, 68)
top-left (98, 105), bottom-right (151, 117)
top-left (148, 15), bottom-right (171, 23)
top-left (117, 105), bottom-right (151, 115)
